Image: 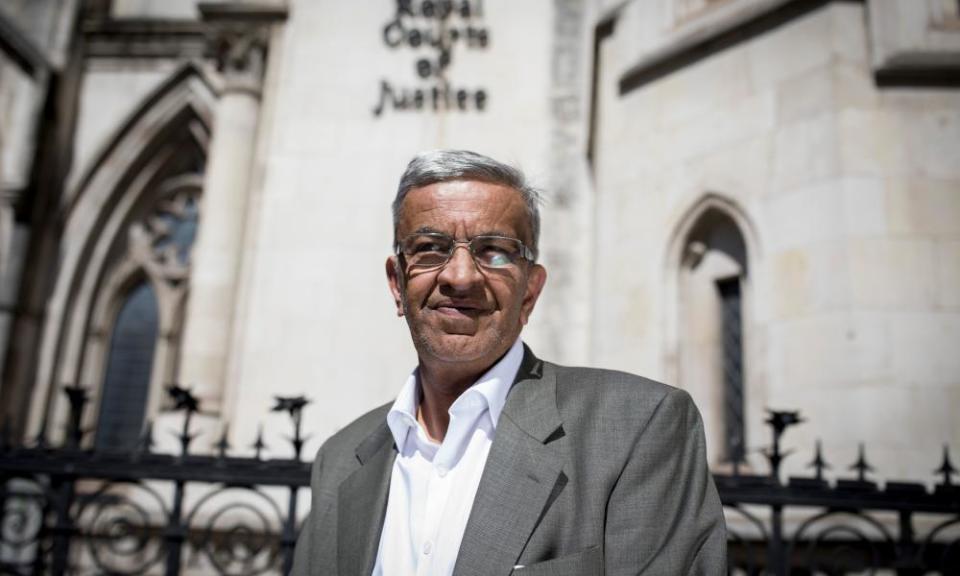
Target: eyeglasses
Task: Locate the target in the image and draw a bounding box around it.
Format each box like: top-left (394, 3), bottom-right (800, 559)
top-left (396, 232), bottom-right (536, 271)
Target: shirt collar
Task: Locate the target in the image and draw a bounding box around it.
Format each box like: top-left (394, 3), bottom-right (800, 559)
top-left (386, 338), bottom-right (525, 453)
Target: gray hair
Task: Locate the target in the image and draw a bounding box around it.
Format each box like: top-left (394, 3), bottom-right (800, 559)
top-left (392, 150), bottom-right (542, 259)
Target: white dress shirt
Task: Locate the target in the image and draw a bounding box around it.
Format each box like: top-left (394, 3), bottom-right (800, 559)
top-left (371, 339), bottom-right (524, 576)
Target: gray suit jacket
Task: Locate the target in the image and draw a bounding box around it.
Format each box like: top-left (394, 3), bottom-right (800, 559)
top-left (291, 347), bottom-right (726, 575)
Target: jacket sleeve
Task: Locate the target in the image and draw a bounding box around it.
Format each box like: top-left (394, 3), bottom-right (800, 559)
top-left (603, 388), bottom-right (727, 575)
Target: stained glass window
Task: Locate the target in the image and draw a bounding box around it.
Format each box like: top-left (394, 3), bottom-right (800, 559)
top-left (94, 281), bottom-right (158, 451)
top-left (153, 194), bottom-right (199, 266)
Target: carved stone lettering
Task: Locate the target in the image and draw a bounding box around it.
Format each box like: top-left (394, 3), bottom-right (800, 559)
top-left (374, 0), bottom-right (489, 116)
top-left (373, 79), bottom-right (488, 117)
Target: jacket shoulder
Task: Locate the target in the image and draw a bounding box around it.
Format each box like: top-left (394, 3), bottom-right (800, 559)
top-left (544, 361), bottom-right (700, 435)
top-left (547, 361), bottom-right (678, 406)
top-left (311, 401), bottom-right (392, 466)
top-left (329, 401), bottom-right (392, 442)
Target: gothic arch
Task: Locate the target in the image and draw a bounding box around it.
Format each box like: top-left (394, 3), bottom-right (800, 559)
top-left (81, 174), bottom-right (202, 448)
top-left (663, 193), bottom-right (762, 467)
top-left (28, 63), bottom-right (216, 443)
top-left (664, 194), bottom-right (760, 273)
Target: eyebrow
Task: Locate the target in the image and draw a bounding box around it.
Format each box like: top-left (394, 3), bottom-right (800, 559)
top-left (412, 226), bottom-right (518, 238)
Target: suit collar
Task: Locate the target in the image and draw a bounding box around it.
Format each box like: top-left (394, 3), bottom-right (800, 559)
top-left (454, 345), bottom-right (568, 576)
top-left (338, 346), bottom-right (567, 576)
top-left (385, 338), bottom-right (526, 455)
top-left (355, 418), bottom-right (394, 464)
top-left (500, 344), bottom-right (564, 442)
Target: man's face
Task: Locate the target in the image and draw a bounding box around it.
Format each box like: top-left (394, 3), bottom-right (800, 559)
top-left (386, 180), bottom-right (547, 370)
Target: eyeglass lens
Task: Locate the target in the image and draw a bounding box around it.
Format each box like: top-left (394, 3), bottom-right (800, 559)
top-left (401, 234), bottom-right (524, 269)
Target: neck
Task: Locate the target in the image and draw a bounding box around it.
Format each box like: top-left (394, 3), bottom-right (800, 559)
top-left (415, 359), bottom-right (489, 443)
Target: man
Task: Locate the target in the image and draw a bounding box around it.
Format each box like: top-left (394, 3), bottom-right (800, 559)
top-left (292, 150), bottom-right (726, 575)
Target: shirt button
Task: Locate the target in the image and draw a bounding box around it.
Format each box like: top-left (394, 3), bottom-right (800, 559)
top-left (437, 465), bottom-right (448, 477)
top-left (422, 541), bottom-right (432, 555)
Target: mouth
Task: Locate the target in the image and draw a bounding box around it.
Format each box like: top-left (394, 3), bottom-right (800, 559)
top-left (431, 301), bottom-right (489, 317)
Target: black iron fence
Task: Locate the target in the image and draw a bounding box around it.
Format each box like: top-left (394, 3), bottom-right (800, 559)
top-left (720, 411), bottom-right (960, 574)
top-left (0, 387), bottom-right (957, 575)
top-left (0, 386), bottom-right (310, 575)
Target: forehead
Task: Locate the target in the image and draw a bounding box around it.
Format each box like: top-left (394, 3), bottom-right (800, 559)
top-left (398, 179), bottom-right (529, 236)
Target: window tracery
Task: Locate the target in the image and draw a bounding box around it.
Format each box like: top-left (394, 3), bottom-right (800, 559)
top-left (90, 177), bottom-right (202, 450)
top-left (129, 186), bottom-right (199, 281)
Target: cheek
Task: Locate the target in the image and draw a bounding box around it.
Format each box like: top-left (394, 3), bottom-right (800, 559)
top-left (490, 281), bottom-right (525, 312)
top-left (402, 276), bottom-right (433, 302)
top-left (400, 277), bottom-right (436, 313)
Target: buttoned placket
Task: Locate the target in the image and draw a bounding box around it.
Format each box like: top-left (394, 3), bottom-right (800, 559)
top-left (375, 339), bottom-right (522, 576)
top-left (415, 455), bottom-right (452, 575)
top-left (413, 392), bottom-right (488, 576)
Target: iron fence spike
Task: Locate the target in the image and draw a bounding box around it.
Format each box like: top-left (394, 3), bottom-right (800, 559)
top-left (762, 408), bottom-right (804, 483)
top-left (217, 425), bottom-right (231, 459)
top-left (272, 395), bottom-right (311, 460)
top-left (62, 385), bottom-right (89, 449)
top-left (934, 444), bottom-right (956, 487)
top-left (271, 395), bottom-right (311, 415)
top-left (252, 424), bottom-right (267, 460)
top-left (165, 384), bottom-right (201, 456)
top-left (848, 442), bottom-right (874, 482)
top-left (807, 439), bottom-right (830, 482)
top-left (166, 383), bottom-right (201, 414)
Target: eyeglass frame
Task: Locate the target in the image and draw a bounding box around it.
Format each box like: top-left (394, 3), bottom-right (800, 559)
top-left (394, 231), bottom-right (538, 272)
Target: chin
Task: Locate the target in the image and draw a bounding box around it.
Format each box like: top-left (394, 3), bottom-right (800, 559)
top-left (415, 332), bottom-right (508, 365)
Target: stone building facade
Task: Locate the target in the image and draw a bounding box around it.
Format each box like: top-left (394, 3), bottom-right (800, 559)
top-left (1, 0), bottom-right (957, 482)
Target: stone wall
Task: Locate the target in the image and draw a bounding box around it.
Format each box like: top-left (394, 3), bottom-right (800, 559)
top-left (593, 0), bottom-right (960, 478)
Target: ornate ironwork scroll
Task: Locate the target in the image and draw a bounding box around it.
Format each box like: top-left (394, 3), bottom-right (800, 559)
top-left (2, 388), bottom-right (958, 575)
top-left (74, 480), bottom-right (169, 574)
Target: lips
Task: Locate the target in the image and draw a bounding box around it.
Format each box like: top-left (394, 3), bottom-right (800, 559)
top-left (431, 300), bottom-right (489, 317)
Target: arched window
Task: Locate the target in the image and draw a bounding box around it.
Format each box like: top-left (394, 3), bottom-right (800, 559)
top-left (668, 198), bottom-right (756, 467)
top-left (94, 281), bottom-right (159, 452)
top-left (85, 177), bottom-right (202, 451)
top-left (23, 63), bottom-right (215, 448)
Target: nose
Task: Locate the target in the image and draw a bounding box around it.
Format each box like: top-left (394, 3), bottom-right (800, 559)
top-left (437, 244), bottom-right (483, 290)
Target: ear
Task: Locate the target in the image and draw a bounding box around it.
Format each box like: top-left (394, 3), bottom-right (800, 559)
top-left (386, 255), bottom-right (404, 317)
top-left (519, 263), bottom-right (547, 325)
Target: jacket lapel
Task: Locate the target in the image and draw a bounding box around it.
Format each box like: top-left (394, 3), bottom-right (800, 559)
top-left (453, 347), bottom-right (567, 576)
top-left (338, 422), bottom-right (396, 576)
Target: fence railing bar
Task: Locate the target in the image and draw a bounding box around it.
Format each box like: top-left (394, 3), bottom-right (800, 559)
top-left (0, 391), bottom-right (956, 575)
